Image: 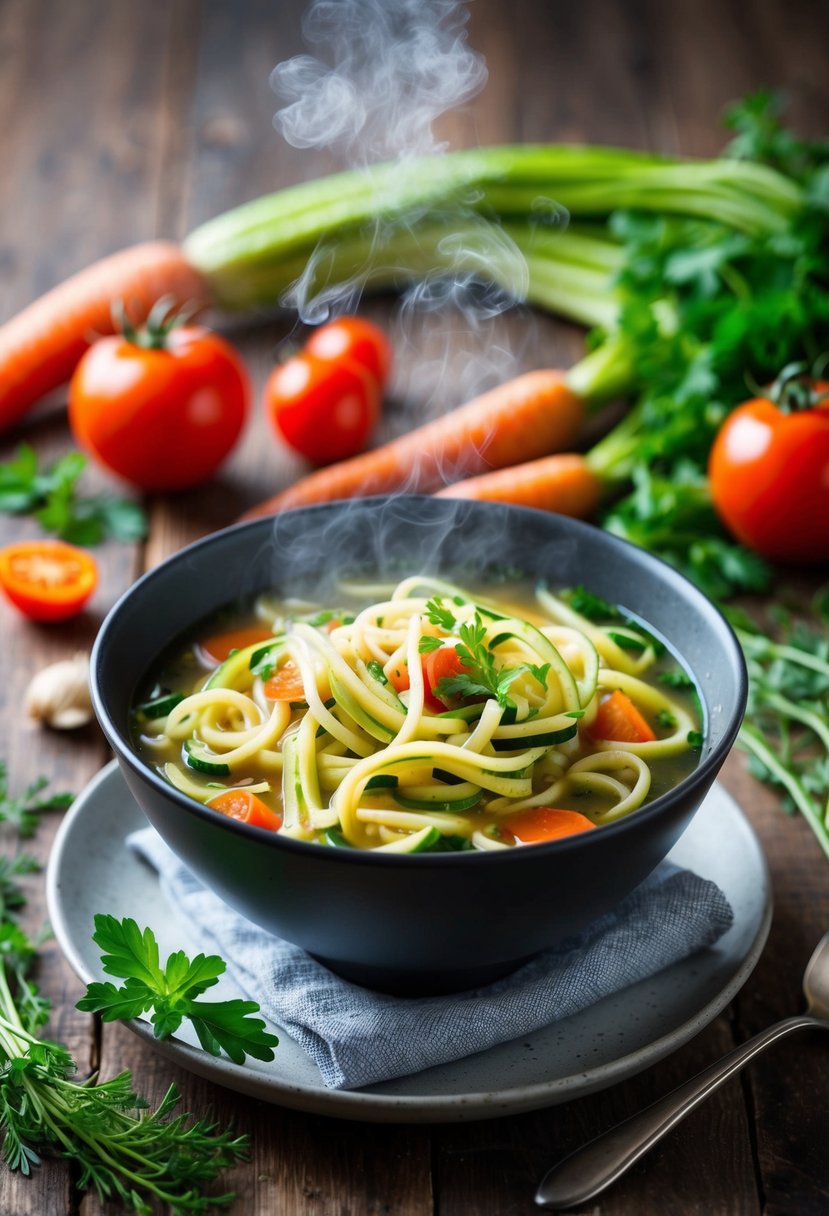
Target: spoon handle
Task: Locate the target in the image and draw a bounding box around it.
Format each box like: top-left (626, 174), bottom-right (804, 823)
top-left (535, 1014), bottom-right (819, 1210)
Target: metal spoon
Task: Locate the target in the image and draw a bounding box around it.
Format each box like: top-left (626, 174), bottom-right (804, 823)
top-left (536, 930), bottom-right (829, 1210)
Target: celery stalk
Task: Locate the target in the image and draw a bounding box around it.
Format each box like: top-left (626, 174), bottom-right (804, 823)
top-left (184, 143), bottom-right (803, 311)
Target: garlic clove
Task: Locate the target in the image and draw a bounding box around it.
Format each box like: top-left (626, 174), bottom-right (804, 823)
top-left (25, 652), bottom-right (94, 730)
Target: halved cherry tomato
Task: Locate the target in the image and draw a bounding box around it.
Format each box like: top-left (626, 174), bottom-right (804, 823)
top-left (423, 646), bottom-right (471, 707)
top-left (197, 625), bottom-right (273, 666)
top-left (502, 807), bottom-right (596, 845)
top-left (263, 660), bottom-right (306, 702)
top-left (69, 313), bottom-right (250, 492)
top-left (265, 353), bottom-right (380, 466)
top-left (209, 788), bottom-right (282, 831)
top-left (708, 378), bottom-right (829, 563)
top-left (388, 646), bottom-right (470, 713)
top-left (0, 540), bottom-right (97, 621)
top-left (590, 690), bottom-right (656, 743)
top-left (305, 316), bottom-right (393, 387)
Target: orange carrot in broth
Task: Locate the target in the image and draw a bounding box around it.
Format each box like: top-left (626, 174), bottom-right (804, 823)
top-left (591, 690), bottom-right (657, 744)
top-left (0, 241), bottom-right (210, 431)
top-left (242, 370), bottom-right (585, 519)
top-left (434, 451), bottom-right (604, 518)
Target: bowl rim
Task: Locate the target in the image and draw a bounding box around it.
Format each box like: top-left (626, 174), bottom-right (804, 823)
top-left (90, 496), bottom-right (748, 868)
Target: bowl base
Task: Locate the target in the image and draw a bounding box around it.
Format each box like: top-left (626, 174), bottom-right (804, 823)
top-left (309, 951), bottom-right (535, 996)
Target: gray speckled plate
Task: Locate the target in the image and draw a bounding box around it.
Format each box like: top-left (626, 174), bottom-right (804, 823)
top-left (47, 761), bottom-right (771, 1123)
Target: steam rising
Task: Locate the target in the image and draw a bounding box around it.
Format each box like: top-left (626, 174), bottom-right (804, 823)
top-left (269, 0), bottom-right (543, 478)
top-left (271, 0), bottom-right (487, 160)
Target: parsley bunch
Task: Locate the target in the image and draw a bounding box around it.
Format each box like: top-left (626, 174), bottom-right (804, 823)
top-left (0, 765), bottom-right (254, 1212)
top-left (575, 92), bottom-right (829, 599)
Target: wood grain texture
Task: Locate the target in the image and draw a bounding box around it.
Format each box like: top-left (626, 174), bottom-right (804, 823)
top-left (0, 0), bottom-right (827, 1213)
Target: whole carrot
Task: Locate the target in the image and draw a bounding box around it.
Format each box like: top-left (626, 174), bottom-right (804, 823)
top-left (434, 452), bottom-right (604, 519)
top-left (243, 370), bottom-right (585, 519)
top-left (0, 241), bottom-right (210, 432)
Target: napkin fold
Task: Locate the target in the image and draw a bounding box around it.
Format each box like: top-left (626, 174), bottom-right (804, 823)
top-left (129, 828), bottom-right (733, 1090)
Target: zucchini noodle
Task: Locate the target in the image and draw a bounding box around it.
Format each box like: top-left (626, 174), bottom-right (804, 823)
top-left (132, 579), bottom-right (702, 853)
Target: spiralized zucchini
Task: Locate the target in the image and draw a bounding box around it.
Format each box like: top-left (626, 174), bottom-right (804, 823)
top-left (132, 578), bottom-right (701, 852)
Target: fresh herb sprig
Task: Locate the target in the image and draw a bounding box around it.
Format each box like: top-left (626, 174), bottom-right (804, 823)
top-left (0, 444), bottom-right (146, 545)
top-left (0, 761), bottom-right (73, 838)
top-left (0, 764), bottom-right (252, 1211)
top-left (422, 600), bottom-right (548, 709)
top-left (728, 596), bottom-right (829, 860)
top-left (78, 915), bottom-right (279, 1065)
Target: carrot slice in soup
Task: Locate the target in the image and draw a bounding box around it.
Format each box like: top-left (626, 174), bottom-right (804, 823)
top-left (209, 789), bottom-right (282, 831)
top-left (263, 660), bottom-right (306, 701)
top-left (198, 625), bottom-right (273, 665)
top-left (591, 689), bottom-right (656, 743)
top-left (503, 807), bottom-right (596, 844)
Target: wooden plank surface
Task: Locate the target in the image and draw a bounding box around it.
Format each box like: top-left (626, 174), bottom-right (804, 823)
top-left (0, 1), bottom-right (827, 1213)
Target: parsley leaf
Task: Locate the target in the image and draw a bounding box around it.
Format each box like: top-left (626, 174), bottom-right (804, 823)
top-left (0, 444), bottom-right (147, 545)
top-left (425, 596), bottom-right (457, 631)
top-left (78, 914), bottom-right (279, 1065)
top-left (418, 635), bottom-right (444, 654)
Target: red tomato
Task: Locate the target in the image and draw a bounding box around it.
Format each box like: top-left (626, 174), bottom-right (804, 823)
top-left (265, 353), bottom-right (380, 466)
top-left (305, 316), bottom-right (393, 387)
top-left (0, 540), bottom-right (97, 621)
top-left (708, 380), bottom-right (829, 563)
top-left (69, 325), bottom-right (250, 492)
top-left (423, 645), bottom-right (470, 707)
top-left (388, 646), bottom-right (470, 713)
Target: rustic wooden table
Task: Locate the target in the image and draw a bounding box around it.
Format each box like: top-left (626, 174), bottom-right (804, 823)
top-left (1, 0), bottom-right (828, 1212)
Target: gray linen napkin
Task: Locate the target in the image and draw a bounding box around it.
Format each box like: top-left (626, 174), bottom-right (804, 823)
top-left (129, 827), bottom-right (733, 1090)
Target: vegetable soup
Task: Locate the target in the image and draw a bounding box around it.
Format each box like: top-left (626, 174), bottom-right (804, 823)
top-left (132, 577), bottom-right (701, 852)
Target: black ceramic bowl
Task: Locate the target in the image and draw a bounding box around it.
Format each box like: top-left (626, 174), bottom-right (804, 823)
top-left (91, 496), bottom-right (747, 994)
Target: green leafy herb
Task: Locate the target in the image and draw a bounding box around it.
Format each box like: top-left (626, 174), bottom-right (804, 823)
top-left (731, 596), bottom-right (829, 860)
top-left (607, 631), bottom-right (647, 653)
top-left (0, 444), bottom-right (147, 545)
top-left (0, 853), bottom-right (38, 922)
top-left (78, 915), bottom-right (279, 1065)
top-left (435, 613), bottom-right (545, 710)
top-left (560, 585), bottom-right (623, 623)
top-left (366, 659), bottom-right (390, 683)
top-left (659, 669), bottom-right (695, 690)
top-left (425, 596), bottom-right (457, 631)
top-left (656, 709), bottom-right (678, 729)
top-left (0, 765), bottom-right (249, 1211)
top-left (418, 635), bottom-right (444, 654)
top-left (0, 763), bottom-right (72, 838)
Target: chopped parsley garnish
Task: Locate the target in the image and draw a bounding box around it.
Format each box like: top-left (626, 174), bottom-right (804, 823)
top-left (425, 596), bottom-right (457, 631)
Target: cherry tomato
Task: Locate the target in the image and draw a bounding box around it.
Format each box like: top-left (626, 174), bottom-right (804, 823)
top-left (388, 646), bottom-right (470, 713)
top-left (69, 322), bottom-right (250, 492)
top-left (708, 379), bottom-right (829, 564)
top-left (423, 645), bottom-right (471, 708)
top-left (0, 540), bottom-right (97, 621)
top-left (305, 316), bottom-right (393, 387)
top-left (265, 353), bottom-right (380, 466)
